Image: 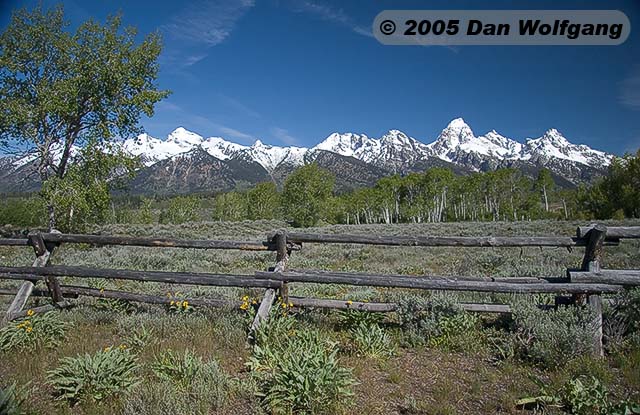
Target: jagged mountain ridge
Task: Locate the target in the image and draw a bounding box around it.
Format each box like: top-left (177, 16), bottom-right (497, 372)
top-left (119, 118), bottom-right (614, 176)
top-left (0, 118), bottom-right (615, 194)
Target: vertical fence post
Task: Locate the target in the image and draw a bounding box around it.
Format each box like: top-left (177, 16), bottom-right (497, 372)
top-left (3, 232), bottom-right (61, 322)
top-left (31, 232), bottom-right (64, 303)
top-left (248, 230), bottom-right (288, 342)
top-left (578, 224), bottom-right (607, 357)
top-left (274, 230), bottom-right (289, 303)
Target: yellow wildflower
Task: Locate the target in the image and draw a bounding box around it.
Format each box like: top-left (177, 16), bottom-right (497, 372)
top-left (289, 302), bottom-right (294, 308)
top-left (104, 346), bottom-right (111, 352)
top-left (119, 344), bottom-right (127, 350)
top-left (242, 295), bottom-right (249, 302)
top-left (183, 301), bottom-right (189, 308)
top-left (281, 303), bottom-right (287, 309)
top-left (26, 309), bottom-right (34, 317)
top-left (240, 302), bottom-right (249, 310)
top-left (26, 327), bottom-right (32, 333)
top-left (251, 299), bottom-right (257, 305)
top-left (346, 300), bottom-right (353, 306)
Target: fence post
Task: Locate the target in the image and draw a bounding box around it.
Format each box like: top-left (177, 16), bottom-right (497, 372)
top-left (3, 231), bottom-right (61, 322)
top-left (578, 224), bottom-right (607, 357)
top-left (248, 230), bottom-right (288, 342)
top-left (31, 232), bottom-right (64, 303)
top-left (274, 231), bottom-right (289, 303)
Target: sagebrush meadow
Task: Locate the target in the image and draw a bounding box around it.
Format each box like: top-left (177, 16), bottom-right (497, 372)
top-left (1, 219), bottom-right (639, 414)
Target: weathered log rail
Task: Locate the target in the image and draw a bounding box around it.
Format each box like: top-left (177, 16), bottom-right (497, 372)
top-left (285, 232), bottom-right (609, 247)
top-left (1, 224), bottom-right (639, 355)
top-left (0, 233), bottom-right (276, 251)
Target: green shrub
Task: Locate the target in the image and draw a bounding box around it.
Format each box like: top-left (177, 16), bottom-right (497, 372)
top-left (337, 308), bottom-right (383, 329)
top-left (512, 303), bottom-right (596, 367)
top-left (46, 346), bottom-right (140, 405)
top-left (0, 382), bottom-right (29, 415)
top-left (248, 312), bottom-right (356, 414)
top-left (428, 312), bottom-right (480, 352)
top-left (121, 325), bottom-right (154, 355)
top-left (562, 376), bottom-right (609, 415)
top-left (518, 375), bottom-right (639, 415)
top-left (396, 294), bottom-right (475, 348)
top-left (90, 280), bottom-right (138, 313)
top-left (96, 297), bottom-right (138, 313)
top-left (604, 288), bottom-right (640, 351)
top-left (485, 328), bottom-right (517, 362)
top-left (0, 311), bottom-right (70, 352)
top-left (350, 321), bottom-right (395, 359)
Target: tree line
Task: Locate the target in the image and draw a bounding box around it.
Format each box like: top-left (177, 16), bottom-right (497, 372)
top-left (2, 151), bottom-right (638, 231)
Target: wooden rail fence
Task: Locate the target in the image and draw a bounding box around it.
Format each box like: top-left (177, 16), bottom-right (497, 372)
top-left (0, 224), bottom-right (639, 354)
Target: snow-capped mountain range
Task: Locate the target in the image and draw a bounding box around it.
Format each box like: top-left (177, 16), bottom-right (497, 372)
top-left (0, 118), bottom-right (615, 194)
top-left (119, 117), bottom-right (613, 173)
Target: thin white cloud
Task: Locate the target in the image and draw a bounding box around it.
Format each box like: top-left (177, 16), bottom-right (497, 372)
top-left (161, 0), bottom-right (254, 69)
top-left (148, 101), bottom-right (257, 144)
top-left (620, 65), bottom-right (640, 111)
top-left (215, 125), bottom-right (256, 142)
top-left (271, 127), bottom-right (299, 145)
top-left (183, 54), bottom-right (208, 67)
top-left (155, 100), bottom-right (183, 112)
top-left (292, 0), bottom-right (372, 38)
top-left (164, 0), bottom-right (255, 46)
top-left (218, 94), bottom-right (262, 118)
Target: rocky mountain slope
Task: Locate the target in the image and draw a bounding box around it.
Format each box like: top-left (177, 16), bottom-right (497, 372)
top-left (0, 118), bottom-right (615, 195)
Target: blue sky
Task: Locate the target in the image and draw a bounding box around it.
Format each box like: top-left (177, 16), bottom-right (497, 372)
top-left (2, 0), bottom-right (639, 154)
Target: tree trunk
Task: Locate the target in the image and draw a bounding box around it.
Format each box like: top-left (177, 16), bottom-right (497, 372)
top-left (47, 204), bottom-right (56, 231)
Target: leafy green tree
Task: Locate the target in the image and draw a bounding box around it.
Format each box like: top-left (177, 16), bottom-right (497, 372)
top-left (160, 196), bottom-right (200, 224)
top-left (246, 182), bottom-right (280, 220)
top-left (581, 151), bottom-right (640, 218)
top-left (0, 5), bottom-right (170, 229)
top-left (0, 196), bottom-right (47, 227)
top-left (535, 168), bottom-right (554, 213)
top-left (282, 163), bottom-right (335, 227)
top-left (41, 141), bottom-right (138, 232)
top-left (212, 191), bottom-right (245, 222)
top-left (137, 197), bottom-right (155, 224)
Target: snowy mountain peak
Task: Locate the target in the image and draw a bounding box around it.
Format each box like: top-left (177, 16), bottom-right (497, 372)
top-left (167, 127), bottom-right (203, 145)
top-left (381, 130), bottom-right (412, 145)
top-left (313, 132), bottom-right (374, 158)
top-left (115, 118), bottom-right (614, 184)
top-left (440, 118), bottom-right (475, 143)
top-left (540, 128), bottom-right (570, 145)
top-left (447, 117), bottom-right (470, 130)
top-left (522, 129), bottom-right (612, 167)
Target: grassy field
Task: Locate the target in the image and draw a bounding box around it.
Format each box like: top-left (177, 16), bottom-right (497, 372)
top-left (1, 219), bottom-right (639, 414)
